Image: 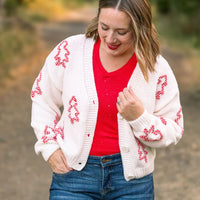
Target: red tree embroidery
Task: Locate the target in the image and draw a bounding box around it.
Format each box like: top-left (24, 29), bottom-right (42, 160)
top-left (175, 107), bottom-right (182, 125)
top-left (156, 75), bottom-right (168, 100)
top-left (141, 125), bottom-right (163, 142)
top-left (175, 107), bottom-right (184, 134)
top-left (42, 114), bottom-right (64, 144)
top-left (136, 139), bottom-right (148, 163)
top-left (31, 71), bottom-right (42, 98)
top-left (160, 117), bottom-right (167, 125)
top-left (54, 40), bottom-right (70, 68)
top-left (68, 96), bottom-right (80, 124)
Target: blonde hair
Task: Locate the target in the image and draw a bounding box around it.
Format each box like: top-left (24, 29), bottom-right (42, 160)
top-left (86, 0), bottom-right (160, 81)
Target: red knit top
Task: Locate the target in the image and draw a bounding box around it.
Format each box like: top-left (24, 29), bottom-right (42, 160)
top-left (90, 39), bottom-right (137, 156)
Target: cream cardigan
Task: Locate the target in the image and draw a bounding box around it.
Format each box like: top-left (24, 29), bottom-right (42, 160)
top-left (31, 34), bottom-right (184, 181)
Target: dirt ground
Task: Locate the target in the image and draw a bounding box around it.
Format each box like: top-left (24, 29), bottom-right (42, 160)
top-left (0, 7), bottom-right (200, 200)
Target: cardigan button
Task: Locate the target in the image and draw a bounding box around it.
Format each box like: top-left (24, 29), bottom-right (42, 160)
top-left (121, 147), bottom-right (130, 153)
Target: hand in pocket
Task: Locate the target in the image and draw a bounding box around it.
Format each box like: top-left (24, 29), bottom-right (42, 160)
top-left (48, 149), bottom-right (73, 174)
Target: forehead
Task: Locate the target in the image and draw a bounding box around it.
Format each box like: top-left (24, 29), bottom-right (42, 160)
top-left (99, 8), bottom-right (131, 28)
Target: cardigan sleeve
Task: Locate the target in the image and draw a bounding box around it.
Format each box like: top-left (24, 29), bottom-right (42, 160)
top-left (129, 56), bottom-right (184, 148)
top-left (30, 38), bottom-right (72, 161)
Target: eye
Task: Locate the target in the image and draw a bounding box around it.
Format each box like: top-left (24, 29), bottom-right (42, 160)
top-left (101, 26), bottom-right (109, 31)
top-left (117, 31), bottom-right (128, 36)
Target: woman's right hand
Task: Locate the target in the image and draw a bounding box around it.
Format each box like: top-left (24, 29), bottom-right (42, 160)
top-left (48, 149), bottom-right (73, 174)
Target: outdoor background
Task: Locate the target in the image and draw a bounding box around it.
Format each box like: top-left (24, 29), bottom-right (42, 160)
top-left (0, 0), bottom-right (200, 199)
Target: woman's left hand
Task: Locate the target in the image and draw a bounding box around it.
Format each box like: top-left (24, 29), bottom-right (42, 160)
top-left (117, 87), bottom-right (144, 121)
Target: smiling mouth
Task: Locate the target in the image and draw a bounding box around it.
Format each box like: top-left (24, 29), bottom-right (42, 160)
top-left (107, 43), bottom-right (120, 50)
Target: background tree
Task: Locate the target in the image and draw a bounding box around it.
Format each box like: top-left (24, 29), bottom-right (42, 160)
top-left (3, 0), bottom-right (33, 16)
top-left (151, 0), bottom-right (200, 46)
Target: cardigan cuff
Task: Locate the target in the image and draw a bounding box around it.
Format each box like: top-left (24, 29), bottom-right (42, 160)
top-left (128, 110), bottom-right (151, 131)
top-left (35, 143), bottom-right (60, 162)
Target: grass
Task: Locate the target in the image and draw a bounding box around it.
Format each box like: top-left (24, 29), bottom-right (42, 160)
top-left (0, 25), bottom-right (38, 83)
top-left (0, 0), bottom-right (66, 83)
top-left (0, 0), bottom-right (96, 84)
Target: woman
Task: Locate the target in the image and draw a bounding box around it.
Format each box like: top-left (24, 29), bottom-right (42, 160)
top-left (31, 0), bottom-right (184, 199)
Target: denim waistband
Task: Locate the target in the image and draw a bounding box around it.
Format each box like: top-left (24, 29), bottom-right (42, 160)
top-left (87, 153), bottom-right (122, 167)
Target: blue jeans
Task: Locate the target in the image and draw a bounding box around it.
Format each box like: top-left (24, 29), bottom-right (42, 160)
top-left (49, 153), bottom-right (154, 200)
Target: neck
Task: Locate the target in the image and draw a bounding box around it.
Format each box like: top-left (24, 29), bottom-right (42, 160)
top-left (99, 45), bottom-right (134, 72)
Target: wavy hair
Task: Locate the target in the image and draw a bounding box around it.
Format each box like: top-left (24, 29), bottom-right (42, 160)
top-left (85, 0), bottom-right (160, 81)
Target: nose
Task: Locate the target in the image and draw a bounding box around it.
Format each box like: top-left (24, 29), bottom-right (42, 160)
top-left (106, 31), bottom-right (116, 43)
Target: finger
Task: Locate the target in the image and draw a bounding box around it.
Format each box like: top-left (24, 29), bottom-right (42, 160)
top-left (116, 96), bottom-right (121, 104)
top-left (118, 91), bottom-right (127, 104)
top-left (50, 159), bottom-right (67, 173)
top-left (123, 88), bottom-right (134, 101)
top-left (128, 86), bottom-right (134, 94)
top-left (60, 152), bottom-right (73, 171)
top-left (116, 99), bottom-right (121, 111)
top-left (49, 149), bottom-right (71, 173)
top-left (128, 86), bottom-right (138, 99)
top-left (116, 96), bottom-right (122, 113)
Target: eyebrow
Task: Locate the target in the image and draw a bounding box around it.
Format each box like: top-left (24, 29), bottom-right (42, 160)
top-left (100, 22), bottom-right (129, 31)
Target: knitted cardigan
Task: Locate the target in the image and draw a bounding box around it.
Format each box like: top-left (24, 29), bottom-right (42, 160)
top-left (31, 34), bottom-right (184, 181)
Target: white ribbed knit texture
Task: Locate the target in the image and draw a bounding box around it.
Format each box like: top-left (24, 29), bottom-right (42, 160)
top-left (31, 34), bottom-right (184, 181)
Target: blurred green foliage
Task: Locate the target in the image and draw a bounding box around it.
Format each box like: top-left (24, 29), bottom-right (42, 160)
top-left (151, 0), bottom-right (200, 47)
top-left (63, 0), bottom-right (96, 3)
top-left (62, 0), bottom-right (96, 7)
top-left (151, 0), bottom-right (200, 14)
top-left (0, 26), bottom-right (37, 82)
top-left (3, 0), bottom-right (33, 16)
top-left (4, 0), bottom-right (18, 15)
top-left (0, 0), bottom-right (96, 82)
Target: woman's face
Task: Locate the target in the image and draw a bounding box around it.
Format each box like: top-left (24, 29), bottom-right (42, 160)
top-left (98, 8), bottom-right (134, 57)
